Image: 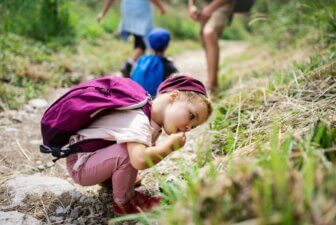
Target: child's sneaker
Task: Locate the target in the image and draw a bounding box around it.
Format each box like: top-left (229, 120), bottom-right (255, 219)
top-left (113, 190), bottom-right (162, 215)
top-left (120, 59), bottom-right (134, 77)
top-left (99, 175), bottom-right (142, 189)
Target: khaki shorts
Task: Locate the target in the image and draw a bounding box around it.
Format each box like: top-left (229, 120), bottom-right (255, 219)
top-left (202, 1), bottom-right (235, 34)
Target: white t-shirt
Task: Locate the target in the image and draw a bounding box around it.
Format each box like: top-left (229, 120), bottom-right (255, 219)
top-left (77, 109), bottom-right (160, 146)
top-left (69, 109), bottom-right (161, 171)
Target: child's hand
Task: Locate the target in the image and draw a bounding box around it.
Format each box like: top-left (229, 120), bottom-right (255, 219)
top-left (168, 132), bottom-right (186, 151)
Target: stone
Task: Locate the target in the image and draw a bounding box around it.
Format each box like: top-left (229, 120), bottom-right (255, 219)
top-left (23, 104), bottom-right (34, 113)
top-left (0, 211), bottom-right (42, 225)
top-left (4, 175), bottom-right (75, 207)
top-left (28, 99), bottom-right (48, 109)
top-left (30, 140), bottom-right (42, 145)
top-left (37, 165), bottom-right (45, 171)
top-left (69, 207), bottom-right (79, 219)
top-left (0, 165), bottom-right (10, 174)
top-left (55, 206), bottom-right (67, 215)
top-left (4, 127), bottom-right (19, 132)
top-left (49, 216), bottom-right (64, 223)
top-left (46, 162), bottom-right (54, 168)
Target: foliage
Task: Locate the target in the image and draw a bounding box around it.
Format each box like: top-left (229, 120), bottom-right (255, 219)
top-left (109, 1), bottom-right (336, 224)
top-left (250, 0), bottom-right (336, 47)
top-left (0, 0), bottom-right (75, 42)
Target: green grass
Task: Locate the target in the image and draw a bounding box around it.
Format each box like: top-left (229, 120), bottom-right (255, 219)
top-left (111, 55), bottom-right (335, 225)
top-left (0, 1), bottom-right (205, 109)
top-left (108, 1), bottom-right (336, 224)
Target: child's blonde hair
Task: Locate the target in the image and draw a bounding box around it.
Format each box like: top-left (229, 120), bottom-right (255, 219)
top-left (178, 91), bottom-right (213, 119)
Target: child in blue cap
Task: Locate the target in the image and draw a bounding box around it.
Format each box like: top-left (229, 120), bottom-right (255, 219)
top-left (97, 0), bottom-right (166, 77)
top-left (131, 28), bottom-right (178, 97)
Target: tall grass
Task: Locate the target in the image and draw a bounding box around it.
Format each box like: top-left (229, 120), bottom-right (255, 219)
top-left (0, 0), bottom-right (74, 42)
top-left (108, 1), bottom-right (336, 224)
top-left (250, 0), bottom-right (336, 47)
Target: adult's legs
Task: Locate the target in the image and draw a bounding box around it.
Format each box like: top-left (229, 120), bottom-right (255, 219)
top-left (200, 2), bottom-right (235, 90)
top-left (132, 34), bottom-right (146, 62)
top-left (132, 48), bottom-right (146, 62)
top-left (121, 34), bottom-right (146, 76)
top-left (202, 26), bottom-right (220, 89)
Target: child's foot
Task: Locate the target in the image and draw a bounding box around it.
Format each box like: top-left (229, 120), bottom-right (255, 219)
top-left (113, 190), bottom-right (162, 215)
top-left (120, 59), bottom-right (134, 77)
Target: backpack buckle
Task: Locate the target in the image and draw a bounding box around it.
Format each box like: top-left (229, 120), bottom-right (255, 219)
top-left (40, 145), bottom-right (79, 162)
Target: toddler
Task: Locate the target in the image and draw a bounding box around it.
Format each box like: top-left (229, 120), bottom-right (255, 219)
top-left (131, 28), bottom-right (178, 97)
top-left (97, 0), bottom-right (166, 76)
top-left (65, 74), bottom-right (212, 215)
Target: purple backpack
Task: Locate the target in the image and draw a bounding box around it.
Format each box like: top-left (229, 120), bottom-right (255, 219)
top-left (40, 76), bottom-right (151, 162)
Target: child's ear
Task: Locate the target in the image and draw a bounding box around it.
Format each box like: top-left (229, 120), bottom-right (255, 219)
top-left (168, 90), bottom-right (180, 103)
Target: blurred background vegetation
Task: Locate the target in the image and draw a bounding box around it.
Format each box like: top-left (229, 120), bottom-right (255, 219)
top-left (1, 0), bottom-right (334, 109)
top-left (0, 0), bottom-right (335, 224)
top-left (0, 0), bottom-right (253, 109)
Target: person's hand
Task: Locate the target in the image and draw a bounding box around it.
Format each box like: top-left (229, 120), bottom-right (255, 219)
top-left (168, 132), bottom-right (186, 151)
top-left (160, 6), bottom-right (166, 15)
top-left (97, 12), bottom-right (104, 23)
top-left (200, 5), bottom-right (212, 21)
top-left (188, 5), bottom-right (201, 21)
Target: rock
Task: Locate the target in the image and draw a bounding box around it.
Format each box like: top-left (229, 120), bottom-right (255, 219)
top-left (4, 175), bottom-right (75, 207)
top-left (46, 162), bottom-right (54, 168)
top-left (0, 165), bottom-right (10, 174)
top-left (4, 127), bottom-right (20, 132)
top-left (69, 207), bottom-right (79, 219)
top-left (10, 115), bottom-right (23, 123)
top-left (79, 195), bottom-right (87, 202)
top-left (28, 99), bottom-right (48, 109)
top-left (37, 165), bottom-right (45, 171)
top-left (30, 140), bottom-right (42, 145)
top-left (23, 104), bottom-right (34, 113)
top-left (49, 216), bottom-right (63, 223)
top-left (0, 211), bottom-right (42, 225)
top-left (55, 206), bottom-right (67, 215)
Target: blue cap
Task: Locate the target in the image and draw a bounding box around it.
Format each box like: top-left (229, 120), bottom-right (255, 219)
top-left (148, 28), bottom-right (171, 52)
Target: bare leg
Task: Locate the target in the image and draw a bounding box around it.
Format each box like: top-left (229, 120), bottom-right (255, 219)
top-left (132, 47), bottom-right (145, 62)
top-left (202, 26), bottom-right (220, 89)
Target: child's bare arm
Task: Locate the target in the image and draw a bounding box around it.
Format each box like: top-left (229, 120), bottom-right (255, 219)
top-left (127, 132), bottom-right (186, 170)
top-left (150, 0), bottom-right (166, 15)
top-left (97, 0), bottom-right (115, 22)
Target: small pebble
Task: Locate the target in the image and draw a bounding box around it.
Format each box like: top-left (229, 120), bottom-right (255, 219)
top-left (28, 98), bottom-right (48, 109)
top-left (30, 140), bottom-right (42, 145)
top-left (49, 216), bottom-right (64, 222)
top-left (4, 127), bottom-right (19, 132)
top-left (46, 162), bottom-right (54, 168)
top-left (69, 208), bottom-right (79, 219)
top-left (55, 206), bottom-right (67, 215)
top-left (37, 165), bottom-right (45, 171)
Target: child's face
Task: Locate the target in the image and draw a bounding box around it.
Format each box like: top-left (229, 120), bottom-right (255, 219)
top-left (163, 93), bottom-right (209, 135)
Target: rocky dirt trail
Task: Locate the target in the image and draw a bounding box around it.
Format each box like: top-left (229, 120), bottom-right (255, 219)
top-left (0, 41), bottom-right (251, 225)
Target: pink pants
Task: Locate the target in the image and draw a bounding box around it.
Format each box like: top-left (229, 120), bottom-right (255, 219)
top-left (66, 143), bottom-right (137, 203)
